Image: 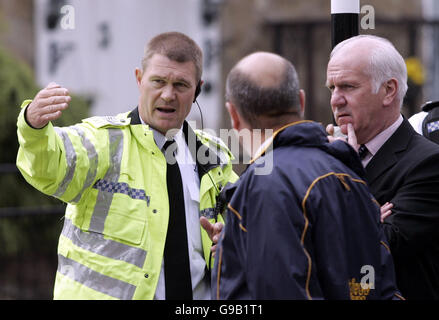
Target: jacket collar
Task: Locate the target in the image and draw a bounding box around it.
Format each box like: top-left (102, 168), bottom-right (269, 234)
top-left (365, 116), bottom-right (413, 185)
top-left (250, 120), bottom-right (366, 178)
top-left (128, 106), bottom-right (142, 125)
top-left (128, 107), bottom-right (222, 181)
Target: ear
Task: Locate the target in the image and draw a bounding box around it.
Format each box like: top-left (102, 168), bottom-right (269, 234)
top-left (383, 78), bottom-right (398, 107)
top-left (299, 89), bottom-right (306, 116)
top-left (135, 68), bottom-right (143, 87)
top-left (225, 102), bottom-right (241, 131)
top-left (193, 80), bottom-right (204, 103)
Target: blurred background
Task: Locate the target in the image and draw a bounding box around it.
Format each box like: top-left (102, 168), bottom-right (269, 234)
top-left (0, 0), bottom-right (438, 299)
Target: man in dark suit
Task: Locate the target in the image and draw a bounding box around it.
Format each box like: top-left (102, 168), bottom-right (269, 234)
top-left (326, 35), bottom-right (439, 300)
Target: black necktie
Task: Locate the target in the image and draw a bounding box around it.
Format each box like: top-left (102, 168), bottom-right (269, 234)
top-left (162, 139), bottom-right (193, 300)
top-left (358, 144), bottom-right (369, 160)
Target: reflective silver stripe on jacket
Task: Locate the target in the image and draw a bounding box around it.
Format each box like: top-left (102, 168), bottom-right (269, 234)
top-left (70, 126), bottom-right (99, 204)
top-left (57, 254), bottom-right (136, 300)
top-left (88, 129), bottom-right (124, 234)
top-left (53, 127), bottom-right (77, 198)
top-left (61, 218), bottom-right (147, 268)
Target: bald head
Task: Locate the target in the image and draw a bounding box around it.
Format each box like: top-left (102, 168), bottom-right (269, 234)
top-left (234, 52), bottom-right (290, 88)
top-left (226, 51), bottom-right (302, 129)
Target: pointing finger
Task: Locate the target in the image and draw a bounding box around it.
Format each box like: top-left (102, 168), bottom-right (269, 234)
top-left (40, 102), bottom-right (69, 115)
top-left (347, 123), bottom-right (358, 149)
top-left (38, 88), bottom-right (70, 99)
top-left (47, 82), bottom-right (60, 89)
top-left (200, 216), bottom-right (214, 238)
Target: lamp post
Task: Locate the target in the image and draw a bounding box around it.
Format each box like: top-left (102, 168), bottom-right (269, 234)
top-left (331, 0), bottom-right (360, 48)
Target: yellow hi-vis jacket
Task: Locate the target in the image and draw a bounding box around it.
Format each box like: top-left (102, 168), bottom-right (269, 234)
top-left (16, 102), bottom-right (238, 299)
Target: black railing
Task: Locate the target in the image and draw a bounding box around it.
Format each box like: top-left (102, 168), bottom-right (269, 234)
top-left (0, 164), bottom-right (64, 299)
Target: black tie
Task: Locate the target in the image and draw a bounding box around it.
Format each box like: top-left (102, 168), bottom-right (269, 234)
top-left (162, 139), bottom-right (193, 300)
top-left (358, 144), bottom-right (369, 160)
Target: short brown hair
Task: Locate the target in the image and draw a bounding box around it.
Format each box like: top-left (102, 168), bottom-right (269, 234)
top-left (142, 32), bottom-right (203, 82)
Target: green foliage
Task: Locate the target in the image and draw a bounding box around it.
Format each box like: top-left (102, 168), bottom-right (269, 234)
top-left (0, 48), bottom-right (38, 164)
top-left (0, 48), bottom-right (90, 208)
top-left (0, 19), bottom-right (90, 299)
top-left (0, 47), bottom-right (90, 263)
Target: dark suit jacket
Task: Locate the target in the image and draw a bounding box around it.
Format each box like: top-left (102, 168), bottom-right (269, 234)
top-left (365, 117), bottom-right (439, 299)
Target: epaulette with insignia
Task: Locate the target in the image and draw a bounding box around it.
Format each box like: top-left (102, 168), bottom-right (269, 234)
top-left (82, 115), bottom-right (131, 128)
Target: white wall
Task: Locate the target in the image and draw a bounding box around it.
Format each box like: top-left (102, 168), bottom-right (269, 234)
top-left (35, 0), bottom-right (223, 130)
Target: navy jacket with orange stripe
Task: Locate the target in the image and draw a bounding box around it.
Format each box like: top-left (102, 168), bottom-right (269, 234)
top-left (212, 121), bottom-right (402, 300)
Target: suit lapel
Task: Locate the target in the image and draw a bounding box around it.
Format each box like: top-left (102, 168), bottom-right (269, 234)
top-left (365, 118), bottom-right (414, 185)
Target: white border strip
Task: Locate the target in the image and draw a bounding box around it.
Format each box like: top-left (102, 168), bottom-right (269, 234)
top-left (331, 0), bottom-right (360, 14)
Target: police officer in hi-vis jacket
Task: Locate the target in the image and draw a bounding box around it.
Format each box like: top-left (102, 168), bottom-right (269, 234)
top-left (17, 32), bottom-right (238, 300)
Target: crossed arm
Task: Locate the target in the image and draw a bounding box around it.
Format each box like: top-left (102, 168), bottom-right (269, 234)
top-left (326, 123), bottom-right (394, 223)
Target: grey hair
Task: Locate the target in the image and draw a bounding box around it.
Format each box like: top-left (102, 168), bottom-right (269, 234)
top-left (330, 35), bottom-right (408, 105)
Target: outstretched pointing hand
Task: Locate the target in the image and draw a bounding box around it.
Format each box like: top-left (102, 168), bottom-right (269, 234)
top-left (26, 82), bottom-right (71, 129)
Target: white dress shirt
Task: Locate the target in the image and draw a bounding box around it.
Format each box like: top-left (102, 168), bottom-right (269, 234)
top-left (139, 119), bottom-right (210, 300)
top-left (361, 115), bottom-right (403, 167)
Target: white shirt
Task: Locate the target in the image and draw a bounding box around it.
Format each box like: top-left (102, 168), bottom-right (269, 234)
top-left (139, 119), bottom-right (210, 300)
top-left (361, 115), bottom-right (403, 167)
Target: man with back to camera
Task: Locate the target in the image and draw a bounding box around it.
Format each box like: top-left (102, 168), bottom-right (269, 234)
top-left (16, 31), bottom-right (238, 300)
top-left (212, 51), bottom-right (402, 300)
top-left (326, 35), bottom-right (439, 299)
